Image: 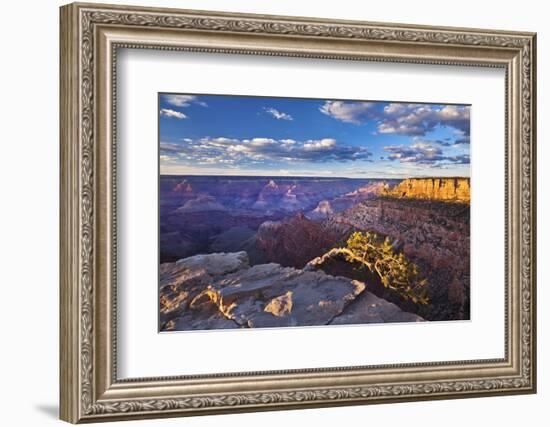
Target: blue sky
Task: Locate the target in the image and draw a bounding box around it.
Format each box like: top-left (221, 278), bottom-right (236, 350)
top-left (159, 93), bottom-right (470, 178)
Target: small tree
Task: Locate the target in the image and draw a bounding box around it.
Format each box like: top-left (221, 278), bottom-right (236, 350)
top-left (307, 231), bottom-right (429, 304)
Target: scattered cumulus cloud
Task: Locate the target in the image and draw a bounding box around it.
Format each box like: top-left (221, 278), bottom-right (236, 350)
top-left (160, 136), bottom-right (371, 167)
top-left (162, 94), bottom-right (207, 108)
top-left (453, 134), bottom-right (471, 145)
top-left (160, 154), bottom-right (178, 162)
top-left (264, 107), bottom-right (293, 121)
top-left (159, 97), bottom-right (470, 176)
top-left (384, 139), bottom-right (470, 167)
top-left (385, 141), bottom-right (443, 163)
top-left (321, 101), bottom-right (470, 139)
top-left (319, 101), bottom-right (377, 124)
top-left (443, 154), bottom-right (470, 164)
top-left (160, 94), bottom-right (208, 120)
top-left (419, 136), bottom-right (470, 147)
top-left (303, 138), bottom-right (336, 150)
top-left (160, 108), bottom-right (187, 119)
top-left (160, 142), bottom-right (184, 154)
top-left (378, 104), bottom-right (470, 136)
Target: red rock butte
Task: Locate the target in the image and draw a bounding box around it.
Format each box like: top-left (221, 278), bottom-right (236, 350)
top-left (383, 177), bottom-right (470, 203)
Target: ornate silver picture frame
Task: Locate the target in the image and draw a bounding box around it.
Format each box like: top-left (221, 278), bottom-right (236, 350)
top-left (60, 2), bottom-right (536, 423)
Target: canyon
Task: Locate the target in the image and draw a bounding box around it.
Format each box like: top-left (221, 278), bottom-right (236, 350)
top-left (159, 175), bottom-right (470, 331)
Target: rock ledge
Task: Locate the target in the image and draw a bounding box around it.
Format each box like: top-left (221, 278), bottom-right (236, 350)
top-left (160, 252), bottom-right (423, 331)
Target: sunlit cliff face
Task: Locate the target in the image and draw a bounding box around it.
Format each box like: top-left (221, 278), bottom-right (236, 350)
top-left (383, 178), bottom-right (470, 203)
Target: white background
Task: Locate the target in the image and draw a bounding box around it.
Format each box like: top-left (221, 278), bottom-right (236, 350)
top-left (0, 0), bottom-right (546, 426)
top-left (118, 50), bottom-right (504, 378)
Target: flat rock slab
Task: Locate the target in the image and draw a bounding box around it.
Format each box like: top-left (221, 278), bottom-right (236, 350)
top-left (159, 251), bottom-right (423, 331)
top-left (173, 251), bottom-right (249, 278)
top-left (330, 290), bottom-right (424, 325)
top-left (206, 263), bottom-right (366, 328)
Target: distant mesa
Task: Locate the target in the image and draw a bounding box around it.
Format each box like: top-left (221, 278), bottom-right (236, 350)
top-left (173, 179), bottom-right (193, 193)
top-left (307, 200), bottom-right (334, 220)
top-left (344, 181), bottom-right (389, 199)
top-left (257, 179), bottom-right (281, 198)
top-left (266, 179), bottom-right (278, 189)
top-left (306, 182), bottom-right (389, 218)
top-left (175, 194), bottom-right (227, 213)
top-left (253, 180), bottom-right (311, 212)
top-left (383, 177), bottom-right (470, 203)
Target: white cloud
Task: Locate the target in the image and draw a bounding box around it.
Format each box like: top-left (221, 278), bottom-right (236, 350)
top-left (320, 101), bottom-right (470, 138)
top-left (384, 139), bottom-right (470, 167)
top-left (160, 108), bottom-right (187, 119)
top-left (249, 137), bottom-right (278, 147)
top-left (160, 154), bottom-right (178, 162)
top-left (160, 142), bottom-right (185, 153)
top-left (163, 136), bottom-right (371, 165)
top-left (303, 138), bottom-right (337, 150)
top-left (163, 95), bottom-right (195, 107)
top-left (319, 101), bottom-right (377, 124)
top-left (162, 94), bottom-right (207, 108)
top-left (264, 107), bottom-right (293, 121)
top-left (379, 103), bottom-right (470, 136)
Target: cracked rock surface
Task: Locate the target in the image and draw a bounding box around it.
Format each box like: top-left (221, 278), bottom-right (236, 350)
top-left (160, 251), bottom-right (423, 332)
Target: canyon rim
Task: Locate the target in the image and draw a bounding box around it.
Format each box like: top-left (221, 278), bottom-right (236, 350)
top-left (158, 93), bottom-right (471, 332)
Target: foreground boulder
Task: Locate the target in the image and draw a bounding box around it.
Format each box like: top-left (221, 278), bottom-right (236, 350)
top-left (159, 252), bottom-right (250, 330)
top-left (160, 252), bottom-right (423, 331)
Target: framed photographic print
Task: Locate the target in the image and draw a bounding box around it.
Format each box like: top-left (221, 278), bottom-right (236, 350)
top-left (60, 2), bottom-right (537, 423)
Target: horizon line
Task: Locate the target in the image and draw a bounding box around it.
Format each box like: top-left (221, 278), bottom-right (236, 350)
top-left (159, 173), bottom-right (470, 180)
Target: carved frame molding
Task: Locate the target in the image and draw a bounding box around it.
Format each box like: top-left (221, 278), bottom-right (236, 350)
top-left (60, 2), bottom-right (536, 423)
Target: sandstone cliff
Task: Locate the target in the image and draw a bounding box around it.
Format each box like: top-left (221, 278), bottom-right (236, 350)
top-left (384, 178), bottom-right (470, 203)
top-left (326, 198), bottom-right (470, 320)
top-left (160, 252), bottom-right (423, 331)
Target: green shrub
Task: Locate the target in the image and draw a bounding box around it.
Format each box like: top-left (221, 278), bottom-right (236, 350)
top-left (344, 232), bottom-right (429, 304)
top-left (308, 231), bottom-right (429, 304)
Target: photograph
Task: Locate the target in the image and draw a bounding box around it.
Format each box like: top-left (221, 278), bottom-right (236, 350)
top-left (158, 93), bottom-right (471, 332)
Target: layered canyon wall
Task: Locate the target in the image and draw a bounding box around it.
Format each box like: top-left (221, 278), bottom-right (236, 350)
top-left (384, 178), bottom-right (470, 203)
